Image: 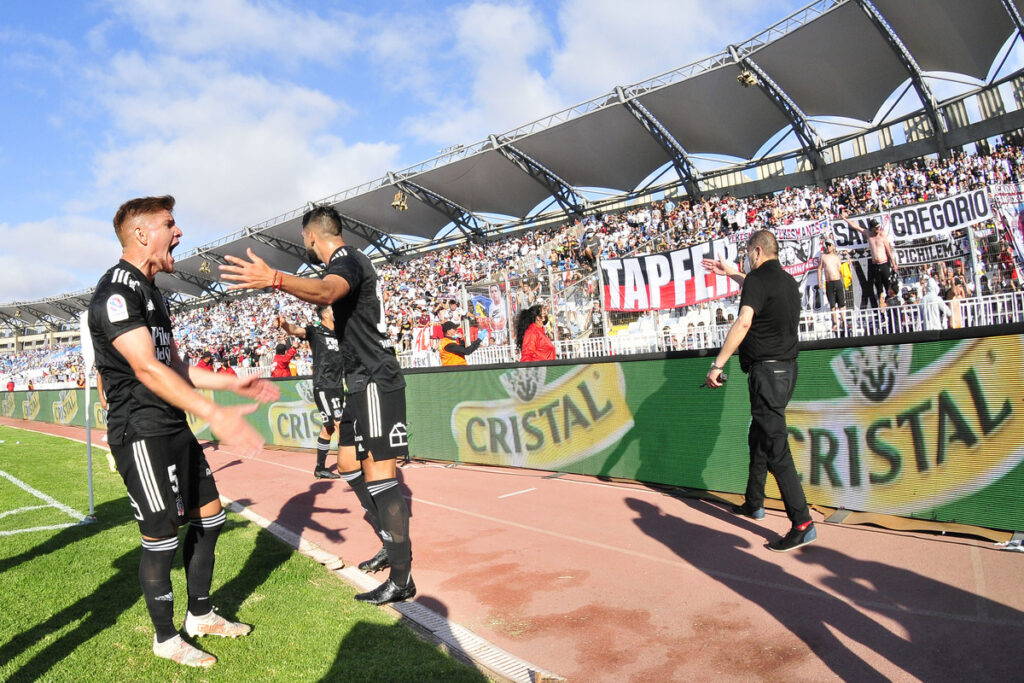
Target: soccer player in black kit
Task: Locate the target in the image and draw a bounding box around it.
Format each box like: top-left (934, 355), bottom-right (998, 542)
top-left (221, 204), bottom-right (415, 605)
top-left (88, 196), bottom-right (279, 667)
top-left (277, 306), bottom-right (348, 479)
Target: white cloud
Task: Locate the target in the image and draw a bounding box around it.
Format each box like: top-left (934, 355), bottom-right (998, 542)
top-left (400, 0), bottom-right (789, 148)
top-left (0, 217), bottom-right (121, 300)
top-left (88, 52), bottom-right (400, 245)
top-left (549, 0), bottom-right (774, 101)
top-left (106, 0), bottom-right (357, 64)
top-left (405, 2), bottom-right (564, 146)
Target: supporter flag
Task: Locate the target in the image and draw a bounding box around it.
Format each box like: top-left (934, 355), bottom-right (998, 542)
top-left (411, 326), bottom-right (432, 354)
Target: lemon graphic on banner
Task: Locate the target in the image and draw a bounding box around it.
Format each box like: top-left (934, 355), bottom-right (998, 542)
top-left (781, 338), bottom-right (1023, 515)
top-left (53, 390), bottom-right (79, 425)
top-left (452, 363), bottom-right (634, 469)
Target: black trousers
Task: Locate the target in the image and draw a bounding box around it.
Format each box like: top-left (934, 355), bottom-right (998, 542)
top-left (745, 360), bottom-right (812, 527)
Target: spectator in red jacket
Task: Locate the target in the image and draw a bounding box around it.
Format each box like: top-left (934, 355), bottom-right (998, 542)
top-left (213, 354), bottom-right (237, 376)
top-left (271, 343), bottom-right (297, 377)
top-left (515, 304), bottom-right (556, 362)
top-left (195, 350), bottom-right (214, 372)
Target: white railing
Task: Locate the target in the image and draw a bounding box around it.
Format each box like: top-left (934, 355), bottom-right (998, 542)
top-left (12, 294), bottom-right (1022, 385)
top-left (395, 291), bottom-right (1024, 367)
top-left (233, 365), bottom-right (271, 379)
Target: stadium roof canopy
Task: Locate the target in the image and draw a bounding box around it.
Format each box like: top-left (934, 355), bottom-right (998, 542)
top-left (4, 0), bottom-right (1024, 330)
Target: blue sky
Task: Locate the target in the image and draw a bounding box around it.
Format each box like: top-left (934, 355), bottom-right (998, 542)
top-left (0, 0), bottom-right (998, 302)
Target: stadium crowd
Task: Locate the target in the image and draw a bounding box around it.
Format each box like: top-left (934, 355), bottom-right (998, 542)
top-left (3, 144), bottom-right (1024, 385)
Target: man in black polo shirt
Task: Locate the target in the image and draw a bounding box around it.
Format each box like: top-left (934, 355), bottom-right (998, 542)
top-left (702, 230), bottom-right (816, 552)
top-left (89, 196), bottom-right (279, 667)
top-left (277, 306), bottom-right (349, 479)
top-left (221, 204), bottom-right (414, 605)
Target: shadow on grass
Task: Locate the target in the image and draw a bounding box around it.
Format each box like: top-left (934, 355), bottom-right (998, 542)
top-left (212, 482), bottom-right (349, 616)
top-left (318, 620), bottom-right (488, 683)
top-left (0, 498), bottom-right (128, 574)
top-left (0, 544), bottom-right (141, 682)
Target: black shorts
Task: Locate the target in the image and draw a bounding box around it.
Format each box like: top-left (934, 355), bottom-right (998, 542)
top-left (825, 279), bottom-right (846, 308)
top-left (869, 260), bottom-right (892, 294)
top-left (348, 382), bottom-right (408, 462)
top-left (110, 427), bottom-right (219, 538)
top-left (313, 386), bottom-right (345, 424)
top-left (338, 398), bottom-right (356, 447)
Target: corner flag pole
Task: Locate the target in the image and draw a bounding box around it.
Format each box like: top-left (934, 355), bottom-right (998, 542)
top-left (79, 311), bottom-right (96, 519)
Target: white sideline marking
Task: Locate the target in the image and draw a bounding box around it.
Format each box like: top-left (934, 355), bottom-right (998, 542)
top-left (498, 487), bottom-right (536, 499)
top-left (0, 504), bottom-right (51, 520)
top-left (0, 468), bottom-right (87, 523)
top-left (0, 523), bottom-right (79, 537)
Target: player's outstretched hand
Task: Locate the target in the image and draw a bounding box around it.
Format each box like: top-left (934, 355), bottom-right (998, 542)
top-left (220, 249), bottom-right (274, 291)
top-left (234, 375), bottom-right (280, 403)
top-left (701, 257), bottom-right (737, 278)
top-left (209, 404), bottom-right (265, 458)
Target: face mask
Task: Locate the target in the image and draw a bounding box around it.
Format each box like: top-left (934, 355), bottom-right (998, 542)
top-left (744, 255), bottom-right (752, 274)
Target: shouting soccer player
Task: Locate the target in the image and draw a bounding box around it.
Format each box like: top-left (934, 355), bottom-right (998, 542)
top-left (221, 204), bottom-right (415, 605)
top-left (89, 196), bottom-right (279, 667)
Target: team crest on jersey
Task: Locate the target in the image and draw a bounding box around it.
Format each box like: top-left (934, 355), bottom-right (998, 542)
top-left (107, 294), bottom-right (129, 322)
top-left (146, 299), bottom-right (155, 312)
top-left (389, 422), bottom-right (408, 447)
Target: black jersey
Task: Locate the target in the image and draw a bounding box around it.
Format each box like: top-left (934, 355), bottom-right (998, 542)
top-left (304, 323), bottom-right (345, 389)
top-left (738, 259), bottom-right (801, 372)
top-left (325, 246), bottom-right (405, 393)
top-left (88, 260), bottom-right (188, 445)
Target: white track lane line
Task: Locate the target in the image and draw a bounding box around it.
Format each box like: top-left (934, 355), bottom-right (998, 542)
top-left (498, 487), bottom-right (536, 499)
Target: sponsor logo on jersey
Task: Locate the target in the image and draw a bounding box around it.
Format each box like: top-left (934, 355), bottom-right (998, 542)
top-left (107, 294), bottom-right (129, 323)
top-left (452, 364), bottom-right (633, 469)
top-left (151, 327), bottom-right (172, 364)
top-left (782, 337), bottom-right (1022, 515)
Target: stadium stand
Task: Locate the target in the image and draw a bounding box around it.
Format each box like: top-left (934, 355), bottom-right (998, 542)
top-left (3, 145), bottom-right (1024, 384)
top-left (4, 0), bottom-right (1024, 382)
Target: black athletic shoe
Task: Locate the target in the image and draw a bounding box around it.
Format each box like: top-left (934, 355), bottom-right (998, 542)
top-left (313, 468), bottom-right (340, 479)
top-left (731, 502), bottom-right (766, 520)
top-left (354, 578), bottom-right (416, 605)
top-left (358, 547), bottom-right (390, 573)
top-left (768, 523), bottom-right (817, 552)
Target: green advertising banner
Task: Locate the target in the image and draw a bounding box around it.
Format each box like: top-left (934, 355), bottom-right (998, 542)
top-left (403, 333), bottom-right (1024, 532)
top-left (5, 334), bottom-right (1023, 530)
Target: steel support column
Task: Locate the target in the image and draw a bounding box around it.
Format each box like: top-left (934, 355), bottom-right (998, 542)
top-left (615, 86), bottom-right (703, 198)
top-left (855, 0), bottom-right (947, 156)
top-left (334, 213), bottom-right (405, 259)
top-left (389, 173), bottom-right (488, 238)
top-left (246, 231), bottom-right (310, 263)
top-left (489, 135), bottom-right (589, 218)
top-left (1001, 0), bottom-right (1024, 43)
top-left (729, 45), bottom-right (826, 183)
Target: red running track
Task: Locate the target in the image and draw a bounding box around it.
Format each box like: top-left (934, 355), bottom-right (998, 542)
top-left (6, 418), bottom-right (1024, 682)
